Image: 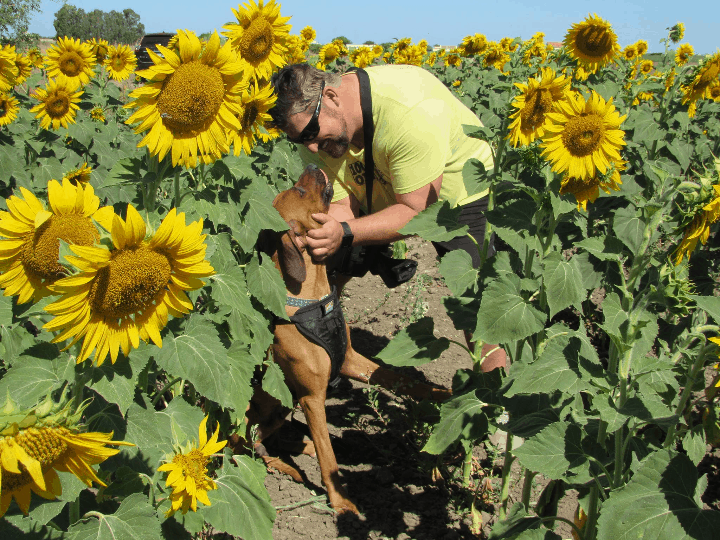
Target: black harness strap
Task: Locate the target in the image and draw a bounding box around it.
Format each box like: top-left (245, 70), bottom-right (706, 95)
top-left (275, 287), bottom-right (347, 386)
top-left (348, 67), bottom-right (375, 214)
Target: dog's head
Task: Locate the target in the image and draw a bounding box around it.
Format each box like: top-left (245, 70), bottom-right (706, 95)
top-left (259, 163), bottom-right (333, 284)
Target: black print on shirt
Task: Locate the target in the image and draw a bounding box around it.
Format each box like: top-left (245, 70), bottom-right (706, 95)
top-left (348, 160), bottom-right (390, 187)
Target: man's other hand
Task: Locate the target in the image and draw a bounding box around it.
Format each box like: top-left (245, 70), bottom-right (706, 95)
top-left (307, 213), bottom-right (344, 261)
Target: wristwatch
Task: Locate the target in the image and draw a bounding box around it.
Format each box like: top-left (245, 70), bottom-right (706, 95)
top-left (339, 222), bottom-right (354, 248)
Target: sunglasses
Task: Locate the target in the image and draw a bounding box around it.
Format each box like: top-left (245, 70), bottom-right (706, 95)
top-left (288, 80), bottom-right (325, 144)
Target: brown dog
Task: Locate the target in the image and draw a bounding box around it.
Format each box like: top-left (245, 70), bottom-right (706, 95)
top-left (244, 163), bottom-right (451, 515)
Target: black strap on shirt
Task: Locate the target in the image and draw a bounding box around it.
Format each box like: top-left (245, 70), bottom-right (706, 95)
top-left (347, 67), bottom-right (374, 214)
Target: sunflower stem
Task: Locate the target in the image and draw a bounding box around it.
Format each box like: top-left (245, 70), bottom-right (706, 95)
top-left (152, 377), bottom-right (183, 406)
top-left (69, 498), bottom-right (80, 525)
top-left (498, 432), bottom-right (515, 521)
top-left (173, 169), bottom-right (181, 209)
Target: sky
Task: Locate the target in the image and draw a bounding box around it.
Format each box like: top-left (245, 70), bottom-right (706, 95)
top-left (28, 0), bottom-right (718, 54)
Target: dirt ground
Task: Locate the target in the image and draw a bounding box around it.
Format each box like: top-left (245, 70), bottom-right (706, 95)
top-left (260, 237), bottom-right (576, 540)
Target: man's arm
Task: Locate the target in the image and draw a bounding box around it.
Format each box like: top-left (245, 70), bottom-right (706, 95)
top-left (306, 175), bottom-right (442, 260)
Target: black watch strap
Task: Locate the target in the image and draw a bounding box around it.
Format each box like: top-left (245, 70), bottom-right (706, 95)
top-left (340, 221), bottom-right (354, 248)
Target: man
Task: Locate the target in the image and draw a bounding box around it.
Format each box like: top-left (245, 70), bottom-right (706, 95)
top-left (268, 62), bottom-right (506, 372)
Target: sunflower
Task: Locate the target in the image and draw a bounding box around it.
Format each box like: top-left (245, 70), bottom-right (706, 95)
top-left (373, 44), bottom-right (384, 56)
top-left (63, 163), bottom-right (92, 185)
top-left (483, 44), bottom-right (510, 72)
top-left (27, 47), bottom-right (44, 68)
top-left (104, 44), bottom-right (137, 81)
top-left (125, 30), bottom-right (246, 168)
top-left (11, 50), bottom-right (33, 85)
top-left (222, 0), bottom-right (292, 81)
top-left (0, 180), bottom-right (110, 304)
top-left (560, 159), bottom-right (625, 210)
top-left (508, 68), bottom-right (572, 147)
top-left (0, 92), bottom-right (19, 127)
top-left (460, 33), bottom-right (488, 56)
top-left (669, 22), bottom-right (685, 43)
top-left (425, 51), bottom-right (438, 66)
top-left (44, 37), bottom-right (96, 86)
top-left (30, 76), bottom-right (83, 131)
top-left (0, 48), bottom-right (18, 92)
top-left (228, 82), bottom-right (276, 156)
top-left (541, 91), bottom-right (626, 181)
top-left (639, 60), bottom-right (655, 76)
top-left (635, 40), bottom-right (648, 56)
top-left (0, 399), bottom-right (133, 518)
top-left (523, 41), bottom-right (547, 64)
top-left (622, 44), bottom-right (638, 61)
top-left (349, 47), bottom-right (374, 69)
top-left (87, 38), bottom-right (109, 63)
top-left (563, 13), bottom-right (619, 74)
top-left (300, 25), bottom-right (316, 43)
top-left (681, 52), bottom-right (720, 118)
top-left (43, 205), bottom-right (214, 365)
top-left (157, 415), bottom-right (226, 517)
top-left (258, 124), bottom-right (282, 143)
top-left (675, 43), bottom-right (694, 66)
top-left (444, 53), bottom-right (462, 68)
top-left (90, 106), bottom-right (105, 123)
top-left (674, 185), bottom-right (720, 264)
top-left (317, 43), bottom-right (340, 67)
top-left (500, 37), bottom-right (518, 52)
top-left (632, 91), bottom-right (657, 106)
top-left (709, 81), bottom-right (720, 102)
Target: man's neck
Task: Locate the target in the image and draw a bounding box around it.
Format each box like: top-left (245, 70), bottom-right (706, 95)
top-left (341, 72), bottom-right (365, 149)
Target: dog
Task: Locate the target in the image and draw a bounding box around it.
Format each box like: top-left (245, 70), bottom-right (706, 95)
top-left (241, 163), bottom-right (451, 515)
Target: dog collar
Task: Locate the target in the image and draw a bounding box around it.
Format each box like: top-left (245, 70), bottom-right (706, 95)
top-left (286, 294), bottom-right (331, 308)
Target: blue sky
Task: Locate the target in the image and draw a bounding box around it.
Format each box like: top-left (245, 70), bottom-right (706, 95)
top-left (29, 0), bottom-right (718, 54)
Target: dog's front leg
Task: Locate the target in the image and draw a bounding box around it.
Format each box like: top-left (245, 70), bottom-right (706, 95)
top-left (297, 393), bottom-right (359, 515)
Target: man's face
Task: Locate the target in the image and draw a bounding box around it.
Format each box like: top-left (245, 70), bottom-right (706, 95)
top-left (285, 89), bottom-right (350, 159)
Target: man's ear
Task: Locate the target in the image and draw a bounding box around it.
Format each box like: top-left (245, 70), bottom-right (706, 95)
top-left (279, 220), bottom-right (306, 283)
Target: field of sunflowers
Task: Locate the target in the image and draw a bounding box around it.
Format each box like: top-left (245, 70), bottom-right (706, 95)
top-left (1, 0), bottom-right (720, 538)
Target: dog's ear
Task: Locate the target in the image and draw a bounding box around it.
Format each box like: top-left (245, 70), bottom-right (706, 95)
top-left (279, 220), bottom-right (306, 283)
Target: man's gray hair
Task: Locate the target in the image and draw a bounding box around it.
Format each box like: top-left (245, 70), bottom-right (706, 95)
top-left (268, 64), bottom-right (341, 130)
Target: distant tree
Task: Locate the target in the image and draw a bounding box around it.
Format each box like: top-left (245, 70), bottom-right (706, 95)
top-left (363, 40), bottom-right (375, 45)
top-left (0, 0), bottom-right (53, 47)
top-left (332, 36), bottom-right (351, 44)
top-left (53, 3), bottom-right (86, 39)
top-left (53, 4), bottom-right (144, 44)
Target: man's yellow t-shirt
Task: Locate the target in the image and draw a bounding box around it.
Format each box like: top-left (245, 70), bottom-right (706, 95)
top-left (298, 64), bottom-right (494, 213)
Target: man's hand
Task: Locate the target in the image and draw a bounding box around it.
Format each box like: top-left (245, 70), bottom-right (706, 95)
top-left (306, 213), bottom-right (344, 261)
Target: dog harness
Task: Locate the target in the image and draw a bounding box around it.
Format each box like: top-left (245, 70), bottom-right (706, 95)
top-left (276, 286), bottom-right (347, 387)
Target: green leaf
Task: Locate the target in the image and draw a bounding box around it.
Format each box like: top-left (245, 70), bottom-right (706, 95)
top-left (262, 361), bottom-right (293, 409)
top-left (443, 295), bottom-right (480, 333)
top-left (156, 316), bottom-right (250, 413)
top-left (245, 252), bottom-right (288, 320)
top-left (513, 421), bottom-right (588, 481)
top-left (505, 330), bottom-right (601, 397)
top-left (692, 295), bottom-right (720, 325)
top-left (210, 266), bottom-right (252, 313)
top-left (486, 197), bottom-right (540, 255)
top-left (462, 158), bottom-right (492, 198)
top-left (87, 359), bottom-right (138, 416)
top-left (163, 397), bottom-right (206, 447)
top-left (400, 200), bottom-right (469, 242)
top-left (0, 294), bottom-right (12, 326)
top-left (124, 400), bottom-right (175, 473)
top-left (631, 105), bottom-right (663, 145)
top-left (542, 253), bottom-right (584, 318)
top-left (376, 317), bottom-right (450, 367)
top-left (0, 355), bottom-right (74, 407)
top-left (682, 426), bottom-right (706, 466)
top-left (423, 392), bottom-right (488, 454)
top-left (67, 493), bottom-right (162, 540)
top-left (475, 275), bottom-right (546, 344)
top-left (576, 236), bottom-right (625, 261)
top-left (488, 502), bottom-right (544, 540)
top-left (439, 249), bottom-right (478, 296)
top-left (613, 206), bottom-right (645, 253)
top-left (666, 140), bottom-right (693, 171)
top-left (201, 454), bottom-right (275, 540)
top-left (597, 450), bottom-right (720, 540)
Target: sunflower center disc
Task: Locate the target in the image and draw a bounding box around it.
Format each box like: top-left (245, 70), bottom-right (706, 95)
top-left (521, 88), bottom-right (553, 129)
top-left (561, 113), bottom-right (605, 157)
top-left (22, 214), bottom-right (99, 281)
top-left (576, 27), bottom-right (613, 57)
top-left (59, 51), bottom-right (82, 77)
top-left (89, 245), bottom-right (171, 319)
top-left (157, 61), bottom-right (225, 133)
top-left (48, 93), bottom-right (70, 118)
top-left (173, 449), bottom-right (209, 484)
top-left (241, 18), bottom-right (274, 63)
top-left (241, 103), bottom-right (258, 130)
